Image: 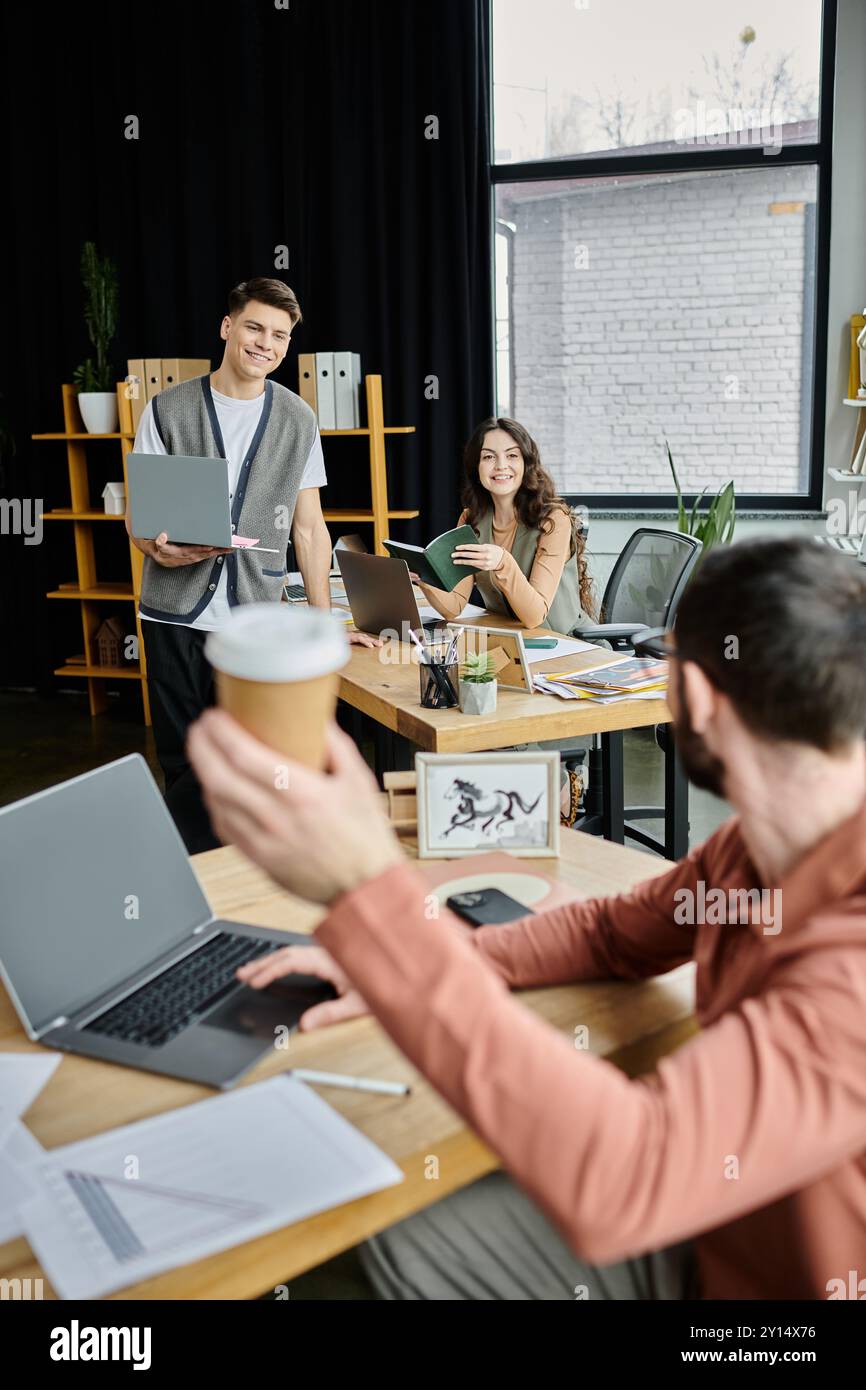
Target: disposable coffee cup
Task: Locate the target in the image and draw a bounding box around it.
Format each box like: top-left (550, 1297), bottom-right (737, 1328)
top-left (205, 603), bottom-right (349, 769)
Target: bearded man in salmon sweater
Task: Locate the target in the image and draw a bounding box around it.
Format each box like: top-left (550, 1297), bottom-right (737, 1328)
top-left (189, 537), bottom-right (866, 1301)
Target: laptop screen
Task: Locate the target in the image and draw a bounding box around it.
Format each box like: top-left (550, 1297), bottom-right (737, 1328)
top-left (0, 755), bottom-right (212, 1036)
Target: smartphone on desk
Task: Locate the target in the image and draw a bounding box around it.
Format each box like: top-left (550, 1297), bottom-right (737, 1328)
top-left (445, 888), bottom-right (535, 928)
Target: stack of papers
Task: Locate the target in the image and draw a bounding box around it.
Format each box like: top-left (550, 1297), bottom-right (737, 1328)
top-left (534, 656), bottom-right (668, 704)
top-left (21, 1074), bottom-right (403, 1299)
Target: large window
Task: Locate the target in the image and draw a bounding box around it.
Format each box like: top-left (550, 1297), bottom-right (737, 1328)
top-left (491, 0), bottom-right (832, 506)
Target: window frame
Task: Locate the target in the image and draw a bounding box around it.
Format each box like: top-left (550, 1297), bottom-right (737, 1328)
top-left (487, 0), bottom-right (837, 512)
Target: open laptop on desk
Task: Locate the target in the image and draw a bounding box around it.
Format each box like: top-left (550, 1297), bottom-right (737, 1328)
top-left (127, 452), bottom-right (280, 552)
top-left (337, 549), bottom-right (446, 637)
top-left (0, 756), bottom-right (335, 1088)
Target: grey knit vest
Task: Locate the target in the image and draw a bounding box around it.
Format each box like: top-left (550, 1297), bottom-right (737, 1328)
top-left (473, 509), bottom-right (590, 633)
top-left (139, 376), bottom-right (316, 623)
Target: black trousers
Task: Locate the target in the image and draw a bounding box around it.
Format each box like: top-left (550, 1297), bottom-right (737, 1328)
top-left (142, 621), bottom-right (220, 854)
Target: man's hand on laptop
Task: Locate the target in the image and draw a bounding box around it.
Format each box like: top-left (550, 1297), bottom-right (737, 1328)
top-left (145, 531), bottom-right (233, 567)
top-left (236, 943), bottom-right (368, 1031)
top-left (348, 630), bottom-right (384, 647)
top-left (187, 712), bottom-right (404, 904)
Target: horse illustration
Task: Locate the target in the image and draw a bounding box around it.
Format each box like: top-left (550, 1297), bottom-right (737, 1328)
top-left (441, 778), bottom-right (542, 838)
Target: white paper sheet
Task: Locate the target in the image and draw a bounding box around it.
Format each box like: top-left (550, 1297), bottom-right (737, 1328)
top-left (417, 602), bottom-right (487, 622)
top-left (0, 1052), bottom-right (61, 1148)
top-left (0, 1122), bottom-right (44, 1242)
top-left (524, 637), bottom-right (596, 665)
top-left (22, 1074), bottom-right (403, 1299)
top-left (0, 1053), bottom-right (59, 1244)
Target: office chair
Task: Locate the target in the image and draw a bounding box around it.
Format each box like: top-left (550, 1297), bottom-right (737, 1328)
top-left (562, 528), bottom-right (703, 852)
top-left (576, 527), bottom-right (702, 648)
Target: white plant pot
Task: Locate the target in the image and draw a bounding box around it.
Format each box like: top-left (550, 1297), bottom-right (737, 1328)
top-left (78, 392), bottom-right (118, 434)
top-left (459, 679), bottom-right (497, 716)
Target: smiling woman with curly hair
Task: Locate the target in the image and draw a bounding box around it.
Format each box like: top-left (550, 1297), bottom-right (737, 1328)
top-left (418, 417), bottom-right (596, 631)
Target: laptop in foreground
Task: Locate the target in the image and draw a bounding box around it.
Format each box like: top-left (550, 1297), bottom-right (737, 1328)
top-left (0, 755), bottom-right (335, 1088)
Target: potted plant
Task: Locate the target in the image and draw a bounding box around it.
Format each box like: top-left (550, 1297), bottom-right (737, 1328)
top-left (459, 650), bottom-right (498, 716)
top-left (666, 439), bottom-right (736, 557)
top-left (72, 242), bottom-right (120, 434)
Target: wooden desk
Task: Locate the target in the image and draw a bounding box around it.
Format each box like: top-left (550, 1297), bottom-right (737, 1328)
top-left (0, 830), bottom-right (695, 1300)
top-left (338, 617), bottom-right (689, 858)
top-left (339, 633), bottom-right (671, 754)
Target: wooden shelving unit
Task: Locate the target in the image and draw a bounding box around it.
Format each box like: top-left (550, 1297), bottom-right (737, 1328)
top-left (35, 383), bottom-right (150, 723)
top-left (320, 374), bottom-right (417, 552)
top-left (46, 582), bottom-right (135, 600)
top-left (827, 400), bottom-right (866, 485)
top-left (321, 508), bottom-right (420, 522)
top-left (42, 509), bottom-right (128, 521)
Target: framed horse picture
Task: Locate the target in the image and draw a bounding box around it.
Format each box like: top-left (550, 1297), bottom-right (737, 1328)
top-left (415, 751), bottom-right (560, 859)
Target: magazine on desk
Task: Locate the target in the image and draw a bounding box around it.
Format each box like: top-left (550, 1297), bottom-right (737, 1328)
top-left (573, 658), bottom-right (668, 691)
top-left (534, 656), bottom-right (668, 704)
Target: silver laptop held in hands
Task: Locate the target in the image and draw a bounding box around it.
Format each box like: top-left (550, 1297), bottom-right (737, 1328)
top-left (128, 452), bottom-right (235, 546)
top-left (127, 452), bottom-right (279, 552)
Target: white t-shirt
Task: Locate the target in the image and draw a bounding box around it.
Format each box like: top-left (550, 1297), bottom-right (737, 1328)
top-left (134, 386), bottom-right (326, 632)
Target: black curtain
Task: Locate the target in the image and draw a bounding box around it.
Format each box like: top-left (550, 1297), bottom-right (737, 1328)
top-left (0, 0), bottom-right (493, 691)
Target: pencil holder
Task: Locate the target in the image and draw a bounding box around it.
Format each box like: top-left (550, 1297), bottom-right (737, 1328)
top-left (419, 659), bottom-right (459, 709)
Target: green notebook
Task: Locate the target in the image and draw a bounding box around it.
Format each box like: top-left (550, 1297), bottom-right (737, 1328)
top-left (383, 524), bottom-right (480, 591)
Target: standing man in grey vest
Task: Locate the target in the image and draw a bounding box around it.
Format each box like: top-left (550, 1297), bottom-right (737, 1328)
top-left (126, 277), bottom-right (378, 853)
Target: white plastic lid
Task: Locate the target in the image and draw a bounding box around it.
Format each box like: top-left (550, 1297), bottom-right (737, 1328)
top-left (205, 603), bottom-right (349, 682)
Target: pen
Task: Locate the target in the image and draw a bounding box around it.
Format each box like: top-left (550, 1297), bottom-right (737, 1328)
top-left (407, 627), bottom-right (427, 661)
top-left (289, 1068), bottom-right (411, 1096)
top-left (444, 624), bottom-right (462, 666)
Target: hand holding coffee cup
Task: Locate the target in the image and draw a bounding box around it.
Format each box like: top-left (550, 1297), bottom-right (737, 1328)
top-left (205, 604), bottom-right (349, 770)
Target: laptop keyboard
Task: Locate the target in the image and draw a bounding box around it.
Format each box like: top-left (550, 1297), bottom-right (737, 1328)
top-left (83, 933), bottom-right (278, 1048)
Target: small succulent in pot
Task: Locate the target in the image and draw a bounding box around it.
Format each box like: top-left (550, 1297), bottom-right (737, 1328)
top-left (461, 651), bottom-right (496, 683)
top-left (459, 650), bottom-right (497, 715)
